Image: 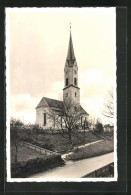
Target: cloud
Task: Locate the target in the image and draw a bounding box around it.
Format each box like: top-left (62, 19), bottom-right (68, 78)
top-left (79, 69), bottom-right (114, 123)
top-left (10, 81), bottom-right (64, 124)
top-left (81, 96), bottom-right (111, 124)
top-left (45, 80), bottom-right (64, 100)
top-left (79, 69), bottom-right (113, 98)
top-left (10, 94), bottom-right (40, 123)
top-left (10, 69), bottom-right (114, 124)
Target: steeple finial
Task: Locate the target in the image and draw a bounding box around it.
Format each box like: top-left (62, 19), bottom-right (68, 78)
top-left (70, 22), bottom-right (71, 30)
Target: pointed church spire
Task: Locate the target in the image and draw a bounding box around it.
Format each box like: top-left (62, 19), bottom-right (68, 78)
top-left (66, 24), bottom-right (75, 63)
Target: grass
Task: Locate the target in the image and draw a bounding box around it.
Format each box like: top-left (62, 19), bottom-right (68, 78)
top-left (11, 143), bottom-right (47, 163)
top-left (28, 131), bottom-right (103, 153)
top-left (11, 129), bottom-right (113, 163)
top-left (19, 130), bottom-right (113, 153)
top-left (68, 137), bottom-right (114, 160)
top-left (12, 130), bottom-right (103, 162)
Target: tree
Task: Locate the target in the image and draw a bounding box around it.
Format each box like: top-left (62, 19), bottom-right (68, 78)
top-left (47, 98), bottom-right (87, 146)
top-left (102, 89), bottom-right (114, 122)
top-left (88, 115), bottom-right (96, 131)
top-left (10, 118), bottom-right (23, 162)
top-left (95, 121), bottom-right (104, 134)
top-left (31, 124), bottom-right (42, 142)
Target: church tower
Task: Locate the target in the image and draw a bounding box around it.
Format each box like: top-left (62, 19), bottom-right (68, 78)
top-left (63, 26), bottom-right (80, 104)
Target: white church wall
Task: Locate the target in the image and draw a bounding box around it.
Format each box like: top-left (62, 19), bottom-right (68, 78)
top-left (36, 107), bottom-right (61, 129)
top-left (36, 107), bottom-right (51, 128)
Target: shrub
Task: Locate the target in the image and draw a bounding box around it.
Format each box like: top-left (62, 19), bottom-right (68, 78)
top-left (11, 155), bottom-right (65, 178)
top-left (95, 122), bottom-right (104, 134)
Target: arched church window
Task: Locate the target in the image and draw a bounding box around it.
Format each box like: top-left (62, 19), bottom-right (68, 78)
top-left (74, 78), bottom-right (77, 85)
top-left (43, 113), bottom-right (46, 126)
top-left (66, 78), bottom-right (68, 86)
top-left (75, 92), bottom-right (76, 97)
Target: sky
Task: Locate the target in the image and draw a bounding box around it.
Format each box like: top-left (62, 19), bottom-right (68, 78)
top-left (6, 8), bottom-right (116, 124)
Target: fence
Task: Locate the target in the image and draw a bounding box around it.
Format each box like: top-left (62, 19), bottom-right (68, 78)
top-left (82, 162), bottom-right (114, 178)
top-left (22, 141), bottom-right (58, 157)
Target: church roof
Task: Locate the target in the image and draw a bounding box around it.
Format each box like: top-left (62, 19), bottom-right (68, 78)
top-left (35, 97), bottom-right (63, 109)
top-left (36, 97), bottom-right (88, 115)
top-left (66, 31), bottom-right (76, 64)
top-left (79, 105), bottom-right (88, 115)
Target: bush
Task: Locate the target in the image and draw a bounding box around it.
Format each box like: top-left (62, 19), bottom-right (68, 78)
top-left (95, 122), bottom-right (104, 134)
top-left (11, 155), bottom-right (65, 178)
top-left (41, 143), bottom-right (54, 150)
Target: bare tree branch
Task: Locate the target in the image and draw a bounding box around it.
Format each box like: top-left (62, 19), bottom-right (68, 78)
top-left (102, 88), bottom-right (114, 123)
top-left (10, 118), bottom-right (23, 162)
top-left (46, 97), bottom-right (87, 144)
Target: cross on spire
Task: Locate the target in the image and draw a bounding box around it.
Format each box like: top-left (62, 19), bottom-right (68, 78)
top-left (70, 22), bottom-right (71, 30)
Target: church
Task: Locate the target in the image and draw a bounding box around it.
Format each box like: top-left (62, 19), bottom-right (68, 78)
top-left (35, 27), bottom-right (88, 129)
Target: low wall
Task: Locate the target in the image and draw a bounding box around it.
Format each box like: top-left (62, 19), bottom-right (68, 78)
top-left (11, 155), bottom-right (65, 178)
top-left (82, 162), bottom-right (114, 178)
top-left (22, 141), bottom-right (57, 156)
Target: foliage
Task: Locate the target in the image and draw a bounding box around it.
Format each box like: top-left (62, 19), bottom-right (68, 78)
top-left (20, 130), bottom-right (101, 153)
top-left (11, 155), bottom-right (65, 178)
top-left (31, 124), bottom-right (40, 142)
top-left (10, 118), bottom-right (23, 128)
top-left (95, 122), bottom-right (104, 134)
top-left (10, 118), bottom-right (23, 162)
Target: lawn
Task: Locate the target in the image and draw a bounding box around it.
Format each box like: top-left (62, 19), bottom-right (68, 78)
top-left (11, 143), bottom-right (46, 163)
top-left (25, 131), bottom-right (103, 153)
top-left (68, 137), bottom-right (114, 160)
top-left (11, 143), bottom-right (65, 178)
top-left (11, 130), bottom-right (104, 162)
top-left (11, 130), bottom-right (114, 162)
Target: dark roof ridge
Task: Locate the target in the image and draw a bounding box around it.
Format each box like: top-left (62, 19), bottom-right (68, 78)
top-left (36, 96), bottom-right (88, 115)
top-left (44, 97), bottom-right (62, 102)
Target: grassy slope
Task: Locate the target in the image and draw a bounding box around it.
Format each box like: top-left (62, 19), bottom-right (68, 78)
top-left (68, 138), bottom-right (114, 160)
top-left (11, 131), bottom-right (103, 162)
top-left (11, 130), bottom-right (113, 162)
top-left (11, 144), bottom-right (46, 163)
top-left (34, 131), bottom-right (102, 152)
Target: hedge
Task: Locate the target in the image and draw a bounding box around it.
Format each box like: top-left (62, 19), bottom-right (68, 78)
top-left (11, 155), bottom-right (65, 178)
